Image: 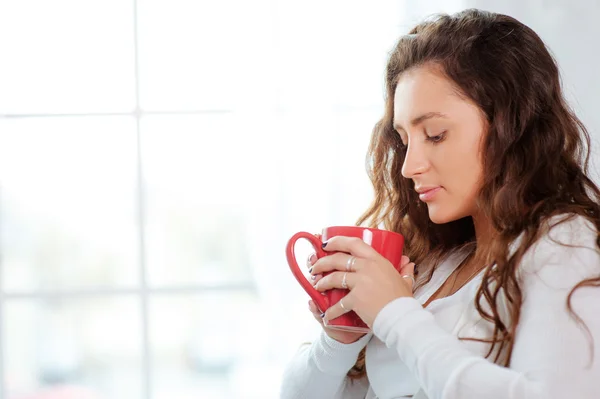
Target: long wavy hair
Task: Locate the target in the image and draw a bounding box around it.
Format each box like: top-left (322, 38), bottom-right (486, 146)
top-left (347, 8), bottom-right (600, 379)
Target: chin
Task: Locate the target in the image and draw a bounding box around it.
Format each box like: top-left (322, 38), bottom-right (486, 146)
top-left (426, 205), bottom-right (465, 224)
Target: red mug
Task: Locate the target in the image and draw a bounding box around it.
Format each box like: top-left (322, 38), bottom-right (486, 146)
top-left (286, 226), bottom-right (405, 332)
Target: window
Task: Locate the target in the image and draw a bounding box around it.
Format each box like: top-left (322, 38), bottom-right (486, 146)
top-left (0, 1), bottom-right (466, 398)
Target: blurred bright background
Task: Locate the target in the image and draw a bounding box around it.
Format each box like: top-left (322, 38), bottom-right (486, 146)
top-left (0, 0), bottom-right (598, 398)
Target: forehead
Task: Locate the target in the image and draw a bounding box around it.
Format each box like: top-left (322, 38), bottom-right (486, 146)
top-left (393, 66), bottom-right (461, 127)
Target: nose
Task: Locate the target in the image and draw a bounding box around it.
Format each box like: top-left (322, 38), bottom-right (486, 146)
top-left (401, 141), bottom-right (429, 179)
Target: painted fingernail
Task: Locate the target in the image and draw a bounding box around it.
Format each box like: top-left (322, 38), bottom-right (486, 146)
top-left (311, 275), bottom-right (316, 280)
top-left (321, 241), bottom-right (328, 249)
top-left (320, 312), bottom-right (325, 318)
top-left (308, 267), bottom-right (313, 274)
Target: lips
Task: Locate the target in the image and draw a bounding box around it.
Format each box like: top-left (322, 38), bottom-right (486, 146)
top-left (416, 186), bottom-right (441, 201)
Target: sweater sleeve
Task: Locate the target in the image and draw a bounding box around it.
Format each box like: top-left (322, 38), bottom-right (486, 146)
top-left (279, 330), bottom-right (372, 399)
top-left (372, 217), bottom-right (600, 399)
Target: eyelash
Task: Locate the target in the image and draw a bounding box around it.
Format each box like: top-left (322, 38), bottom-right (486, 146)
top-left (426, 131), bottom-right (446, 144)
top-left (397, 130), bottom-right (447, 148)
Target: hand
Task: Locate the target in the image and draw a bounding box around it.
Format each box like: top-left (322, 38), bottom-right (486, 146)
top-left (310, 236), bottom-right (415, 328)
top-left (305, 237), bottom-right (367, 344)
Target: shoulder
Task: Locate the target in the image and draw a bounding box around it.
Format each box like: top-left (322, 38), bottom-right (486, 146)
top-left (516, 214), bottom-right (600, 282)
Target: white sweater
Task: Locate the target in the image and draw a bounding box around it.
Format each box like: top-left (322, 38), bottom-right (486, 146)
top-left (280, 215), bottom-right (600, 399)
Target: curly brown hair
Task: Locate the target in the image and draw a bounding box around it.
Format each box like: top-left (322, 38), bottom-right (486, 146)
top-left (347, 8), bottom-right (600, 379)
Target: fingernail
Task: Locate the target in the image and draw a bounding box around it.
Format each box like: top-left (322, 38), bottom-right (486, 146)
top-left (311, 275), bottom-right (316, 281)
top-left (308, 267), bottom-right (313, 274)
top-left (320, 312), bottom-right (325, 318)
top-left (321, 241), bottom-right (328, 249)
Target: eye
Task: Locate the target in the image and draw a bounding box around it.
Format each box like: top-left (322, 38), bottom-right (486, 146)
top-left (426, 131), bottom-right (446, 144)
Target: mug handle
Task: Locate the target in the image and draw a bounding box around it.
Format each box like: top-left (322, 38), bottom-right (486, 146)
top-left (286, 231), bottom-right (330, 312)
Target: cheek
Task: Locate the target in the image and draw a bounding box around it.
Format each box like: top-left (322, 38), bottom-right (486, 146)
top-left (441, 150), bottom-right (482, 188)
top-left (462, 162), bottom-right (483, 196)
top-left (441, 151), bottom-right (483, 207)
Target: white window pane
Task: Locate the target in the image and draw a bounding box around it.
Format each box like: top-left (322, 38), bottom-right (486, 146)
top-left (271, 0), bottom-right (339, 111)
top-left (271, 0), bottom-right (399, 111)
top-left (326, 3), bottom-right (406, 109)
top-left (275, 110), bottom-right (340, 231)
top-left (149, 292), bottom-right (283, 399)
top-left (4, 298), bottom-right (143, 399)
top-left (330, 109), bottom-right (381, 223)
top-left (138, 0), bottom-right (272, 112)
top-left (0, 0), bottom-right (136, 114)
top-left (0, 117), bottom-right (139, 291)
top-left (141, 114), bottom-right (260, 286)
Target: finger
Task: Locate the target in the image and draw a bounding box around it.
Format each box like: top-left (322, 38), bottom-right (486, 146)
top-left (308, 299), bottom-right (322, 315)
top-left (306, 253), bottom-right (323, 282)
top-left (307, 253), bottom-right (324, 284)
top-left (311, 273), bottom-right (324, 286)
top-left (321, 236), bottom-right (382, 261)
top-left (308, 300), bottom-right (326, 324)
top-left (306, 253), bottom-right (317, 268)
top-left (308, 299), bottom-right (317, 313)
top-left (311, 252), bottom-right (365, 275)
top-left (323, 296), bottom-right (352, 325)
top-left (401, 255), bottom-right (411, 267)
top-left (400, 262), bottom-right (416, 291)
top-left (400, 261), bottom-right (415, 275)
top-left (315, 271), bottom-right (357, 291)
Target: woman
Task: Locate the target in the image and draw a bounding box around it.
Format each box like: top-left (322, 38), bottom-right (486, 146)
top-left (280, 8), bottom-right (600, 399)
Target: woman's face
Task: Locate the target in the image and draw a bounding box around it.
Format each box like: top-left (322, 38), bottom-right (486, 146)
top-left (393, 65), bottom-right (487, 224)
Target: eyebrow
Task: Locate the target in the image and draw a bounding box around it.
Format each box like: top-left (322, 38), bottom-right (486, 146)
top-left (393, 111), bottom-right (449, 132)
